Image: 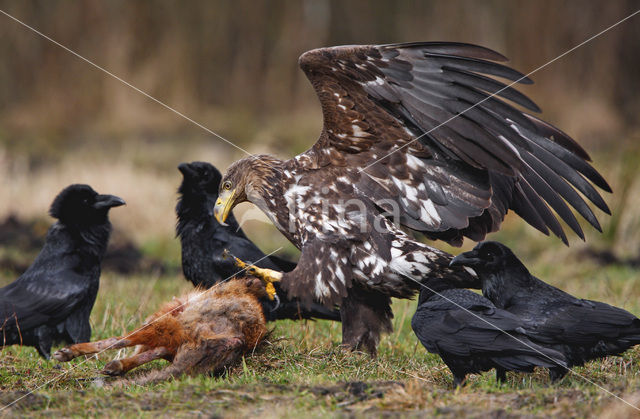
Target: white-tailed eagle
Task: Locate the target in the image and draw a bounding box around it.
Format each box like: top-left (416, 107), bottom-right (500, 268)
top-left (213, 42), bottom-right (610, 355)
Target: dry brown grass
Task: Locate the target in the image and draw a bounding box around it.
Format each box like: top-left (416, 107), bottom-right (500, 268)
top-left (0, 140), bottom-right (293, 248)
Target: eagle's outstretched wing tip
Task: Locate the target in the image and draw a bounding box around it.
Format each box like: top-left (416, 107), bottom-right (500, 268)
top-left (382, 41), bottom-right (509, 62)
top-left (295, 41), bottom-right (609, 245)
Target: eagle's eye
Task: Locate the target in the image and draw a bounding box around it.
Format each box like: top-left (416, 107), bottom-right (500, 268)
top-left (222, 181), bottom-right (232, 191)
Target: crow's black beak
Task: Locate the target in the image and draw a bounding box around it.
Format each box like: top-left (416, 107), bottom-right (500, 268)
top-left (449, 250), bottom-right (482, 268)
top-left (93, 194), bottom-right (126, 210)
top-left (178, 163), bottom-right (196, 178)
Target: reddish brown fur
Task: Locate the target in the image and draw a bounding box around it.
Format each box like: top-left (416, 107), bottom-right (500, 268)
top-left (54, 278), bottom-right (268, 384)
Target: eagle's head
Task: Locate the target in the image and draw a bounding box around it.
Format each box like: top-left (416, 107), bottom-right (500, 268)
top-left (214, 155), bottom-right (282, 225)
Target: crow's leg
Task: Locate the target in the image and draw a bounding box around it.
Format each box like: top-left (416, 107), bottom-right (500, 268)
top-left (496, 368), bottom-right (507, 383)
top-left (102, 346), bottom-right (172, 376)
top-left (34, 325), bottom-right (54, 360)
top-left (340, 286), bottom-right (392, 357)
top-left (453, 374), bottom-right (467, 388)
top-left (549, 366), bottom-right (568, 382)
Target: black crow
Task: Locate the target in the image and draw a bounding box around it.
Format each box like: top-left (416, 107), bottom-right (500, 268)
top-left (412, 279), bottom-right (566, 386)
top-left (176, 161), bottom-right (340, 322)
top-left (451, 241), bottom-right (640, 381)
top-left (0, 184), bottom-right (125, 358)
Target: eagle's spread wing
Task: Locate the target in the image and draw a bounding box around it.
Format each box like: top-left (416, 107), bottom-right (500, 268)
top-left (298, 42), bottom-right (610, 245)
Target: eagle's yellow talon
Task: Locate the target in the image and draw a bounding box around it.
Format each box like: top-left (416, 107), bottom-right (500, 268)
top-left (225, 251), bottom-right (252, 271)
top-left (249, 266), bottom-right (282, 300)
top-left (226, 251), bottom-right (283, 300)
top-left (265, 282), bottom-right (277, 301)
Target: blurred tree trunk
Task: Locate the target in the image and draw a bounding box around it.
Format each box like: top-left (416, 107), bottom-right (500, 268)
top-left (0, 0), bottom-right (637, 149)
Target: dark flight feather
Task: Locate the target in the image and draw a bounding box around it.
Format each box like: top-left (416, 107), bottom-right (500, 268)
top-left (296, 42), bottom-right (610, 245)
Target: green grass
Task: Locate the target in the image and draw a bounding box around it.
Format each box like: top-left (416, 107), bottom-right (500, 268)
top-left (1, 253), bottom-right (640, 418)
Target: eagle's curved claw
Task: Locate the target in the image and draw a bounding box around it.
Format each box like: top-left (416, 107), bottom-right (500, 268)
top-left (271, 293), bottom-right (281, 312)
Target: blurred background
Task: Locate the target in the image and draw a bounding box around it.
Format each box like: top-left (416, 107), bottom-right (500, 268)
top-left (0, 0), bottom-right (639, 275)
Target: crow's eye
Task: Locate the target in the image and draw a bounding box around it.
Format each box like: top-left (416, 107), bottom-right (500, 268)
top-left (480, 249), bottom-right (494, 259)
top-left (222, 181), bottom-right (232, 190)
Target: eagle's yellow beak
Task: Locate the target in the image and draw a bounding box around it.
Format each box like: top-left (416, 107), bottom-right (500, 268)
top-left (214, 188), bottom-right (236, 225)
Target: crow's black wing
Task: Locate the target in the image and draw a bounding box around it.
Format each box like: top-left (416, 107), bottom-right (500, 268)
top-left (217, 225), bottom-right (296, 272)
top-left (221, 234), bottom-right (282, 272)
top-left (526, 300), bottom-right (640, 346)
top-left (266, 254), bottom-right (297, 272)
top-left (412, 304), bottom-right (519, 356)
top-left (0, 269), bottom-right (91, 333)
top-left (412, 297), bottom-right (566, 368)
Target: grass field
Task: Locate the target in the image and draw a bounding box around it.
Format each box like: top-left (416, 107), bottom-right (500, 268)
top-left (1, 144), bottom-right (640, 417)
top-left (0, 256), bottom-right (639, 418)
